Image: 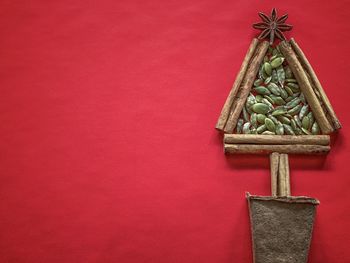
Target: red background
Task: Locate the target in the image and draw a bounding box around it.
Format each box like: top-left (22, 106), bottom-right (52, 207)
top-left (0, 1), bottom-right (349, 262)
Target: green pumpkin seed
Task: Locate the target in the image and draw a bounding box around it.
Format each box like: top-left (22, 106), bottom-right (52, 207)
top-left (264, 95), bottom-right (275, 104)
top-left (264, 62), bottom-right (272, 76)
top-left (307, 112), bottom-right (314, 127)
top-left (250, 113), bottom-right (257, 128)
top-left (271, 69), bottom-right (278, 83)
top-left (285, 78), bottom-right (297, 83)
top-left (264, 76), bottom-right (272, 84)
top-left (291, 119), bottom-right (297, 131)
top-left (280, 88), bottom-right (288, 99)
top-left (243, 122), bottom-right (251, 134)
top-left (272, 108), bottom-right (287, 116)
top-left (259, 65), bottom-right (268, 79)
top-left (267, 83), bottom-right (281, 95)
top-left (236, 119), bottom-right (244, 134)
top-left (276, 65), bottom-right (285, 86)
top-left (270, 95), bottom-right (286, 106)
top-left (262, 131), bottom-right (275, 135)
top-left (277, 115), bottom-right (291, 125)
top-left (254, 78), bottom-right (263, 87)
top-left (255, 95), bottom-right (263, 102)
top-left (267, 114), bottom-right (279, 124)
top-left (250, 128), bottom-right (257, 134)
top-left (301, 127), bottom-right (312, 135)
top-left (257, 124), bottom-right (267, 134)
top-left (271, 57), bottom-right (284, 68)
top-left (283, 124), bottom-right (295, 135)
top-left (311, 122), bottom-right (320, 135)
top-left (302, 116), bottom-right (310, 130)
top-left (284, 66), bottom-right (293, 79)
top-left (286, 83), bottom-right (300, 92)
top-left (293, 115), bottom-right (302, 128)
top-left (284, 86), bottom-right (294, 96)
top-left (286, 98), bottom-right (301, 109)
top-left (287, 104), bottom-right (302, 115)
top-left (265, 118), bottom-right (276, 132)
top-left (254, 86), bottom-right (271, 95)
top-left (299, 105), bottom-right (309, 120)
top-left (276, 122), bottom-right (284, 135)
top-left (256, 114), bottom-right (267, 124)
top-left (262, 98), bottom-right (273, 109)
top-left (299, 93), bottom-right (306, 104)
top-left (252, 103), bottom-right (270, 114)
top-left (242, 106), bottom-right (250, 122)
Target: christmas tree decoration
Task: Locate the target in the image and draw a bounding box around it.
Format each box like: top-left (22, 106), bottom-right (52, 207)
top-left (215, 8), bottom-right (341, 263)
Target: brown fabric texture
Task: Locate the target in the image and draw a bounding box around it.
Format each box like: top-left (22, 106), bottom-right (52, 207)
top-left (247, 193), bottom-right (319, 263)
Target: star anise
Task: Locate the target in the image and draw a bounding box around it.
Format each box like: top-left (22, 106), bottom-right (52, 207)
top-left (252, 8), bottom-right (293, 45)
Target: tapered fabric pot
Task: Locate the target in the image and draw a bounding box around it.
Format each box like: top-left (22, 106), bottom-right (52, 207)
top-left (246, 193), bottom-right (319, 263)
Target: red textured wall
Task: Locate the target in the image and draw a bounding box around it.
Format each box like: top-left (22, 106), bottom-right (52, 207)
top-left (0, 1), bottom-right (349, 262)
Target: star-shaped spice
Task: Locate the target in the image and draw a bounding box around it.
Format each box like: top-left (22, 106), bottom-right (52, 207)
top-left (252, 8), bottom-right (293, 45)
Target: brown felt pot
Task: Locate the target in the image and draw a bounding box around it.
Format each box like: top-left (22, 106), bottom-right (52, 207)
top-left (246, 193), bottom-right (319, 263)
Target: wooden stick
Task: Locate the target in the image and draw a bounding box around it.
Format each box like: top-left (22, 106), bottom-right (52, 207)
top-left (224, 134), bottom-right (330, 146)
top-left (223, 41), bottom-right (269, 133)
top-left (215, 38), bottom-right (259, 131)
top-left (224, 144), bottom-right (330, 155)
top-left (278, 41), bottom-right (334, 134)
top-left (270, 152), bottom-right (279, 196)
top-left (279, 154), bottom-right (290, 196)
top-left (290, 38), bottom-right (341, 130)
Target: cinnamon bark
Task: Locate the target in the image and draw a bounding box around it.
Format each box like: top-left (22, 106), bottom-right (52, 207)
top-left (224, 134), bottom-right (330, 146)
top-left (278, 154), bottom-right (290, 196)
top-left (223, 40), bottom-right (269, 133)
top-left (270, 152), bottom-right (279, 196)
top-left (224, 144), bottom-right (330, 155)
top-left (216, 38), bottom-right (259, 131)
top-left (278, 41), bottom-right (334, 134)
top-left (290, 38), bottom-right (341, 130)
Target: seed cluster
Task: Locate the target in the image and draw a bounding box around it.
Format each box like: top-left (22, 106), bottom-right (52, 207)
top-left (236, 46), bottom-right (320, 135)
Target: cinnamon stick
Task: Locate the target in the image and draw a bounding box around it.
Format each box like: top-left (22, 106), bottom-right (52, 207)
top-left (215, 38), bottom-right (259, 131)
top-left (224, 134), bottom-right (330, 146)
top-left (278, 41), bottom-right (334, 134)
top-left (224, 144), bottom-right (330, 155)
top-left (270, 152), bottom-right (279, 196)
top-left (278, 154), bottom-right (290, 196)
top-left (223, 40), bottom-right (269, 133)
top-left (290, 38), bottom-right (341, 130)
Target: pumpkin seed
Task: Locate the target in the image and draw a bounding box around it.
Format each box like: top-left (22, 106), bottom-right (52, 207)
top-left (236, 119), bottom-right (244, 134)
top-left (250, 128), bottom-right (257, 134)
top-left (302, 116), bottom-right (310, 130)
top-left (285, 78), bottom-right (297, 83)
top-left (267, 114), bottom-right (279, 124)
top-left (299, 105), bottom-right (309, 120)
top-left (257, 114), bottom-right (267, 124)
top-left (286, 83), bottom-right (300, 92)
top-left (301, 127), bottom-right (312, 135)
top-left (277, 115), bottom-right (291, 125)
top-left (291, 119), bottom-right (297, 131)
top-left (280, 88), bottom-right (289, 99)
top-left (265, 118), bottom-right (276, 132)
top-left (254, 78), bottom-right (263, 87)
top-left (270, 95), bottom-right (286, 106)
top-left (272, 108), bottom-right (287, 116)
top-left (276, 65), bottom-right (285, 86)
top-left (271, 57), bottom-right (284, 68)
top-left (286, 98), bottom-right (301, 109)
top-left (254, 86), bottom-right (271, 95)
top-left (311, 122), bottom-right (320, 135)
top-left (287, 104), bottom-right (302, 115)
top-left (255, 95), bottom-right (263, 102)
top-left (257, 124), bottom-right (267, 134)
top-left (264, 62), bottom-right (272, 76)
top-left (243, 106), bottom-right (250, 122)
top-left (283, 124), bottom-right (295, 135)
top-left (271, 69), bottom-right (278, 83)
top-left (299, 93), bottom-right (306, 104)
top-left (293, 115), bottom-right (302, 128)
top-left (252, 103), bottom-right (270, 114)
top-left (243, 122), bottom-right (251, 134)
top-left (284, 86), bottom-right (294, 96)
top-left (262, 98), bottom-right (273, 109)
top-left (307, 112), bottom-right (314, 127)
top-left (264, 76), bottom-right (272, 84)
top-left (284, 66), bottom-right (293, 79)
top-left (262, 131), bottom-right (275, 135)
top-left (267, 83), bottom-right (281, 95)
top-left (250, 113), bottom-right (257, 128)
top-left (276, 122), bottom-right (284, 135)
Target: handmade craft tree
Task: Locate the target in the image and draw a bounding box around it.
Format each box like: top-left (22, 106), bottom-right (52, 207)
top-left (215, 9), bottom-right (341, 263)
